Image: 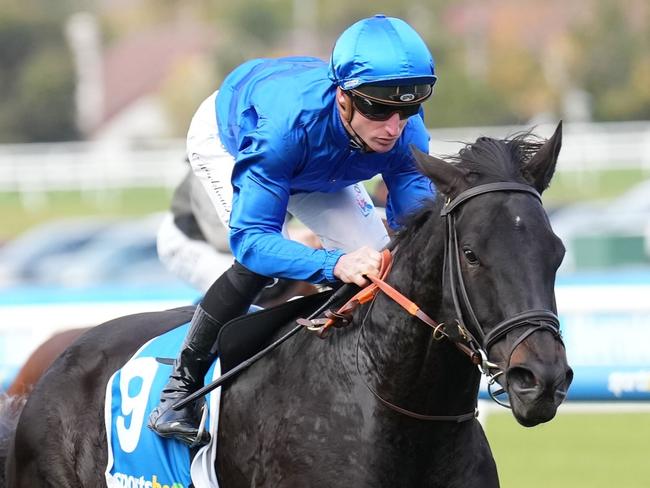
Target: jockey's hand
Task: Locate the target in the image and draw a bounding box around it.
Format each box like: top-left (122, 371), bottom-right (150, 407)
top-left (333, 246), bottom-right (382, 287)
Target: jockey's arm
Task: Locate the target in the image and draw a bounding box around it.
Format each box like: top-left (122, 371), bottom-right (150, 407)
top-left (229, 152), bottom-right (344, 284)
top-left (382, 168), bottom-right (436, 229)
top-left (381, 121), bottom-right (437, 229)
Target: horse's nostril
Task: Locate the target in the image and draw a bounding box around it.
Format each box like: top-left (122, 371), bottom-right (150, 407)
top-left (565, 368), bottom-right (574, 386)
top-left (507, 366), bottom-right (537, 390)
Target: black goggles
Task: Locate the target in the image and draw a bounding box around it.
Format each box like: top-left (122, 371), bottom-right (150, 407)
top-left (350, 93), bottom-right (421, 121)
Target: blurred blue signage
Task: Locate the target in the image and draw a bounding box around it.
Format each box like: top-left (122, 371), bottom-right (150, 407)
top-left (480, 272), bottom-right (650, 402)
top-left (561, 310), bottom-right (650, 400)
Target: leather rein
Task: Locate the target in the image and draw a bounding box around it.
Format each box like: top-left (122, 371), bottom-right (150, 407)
top-left (300, 181), bottom-right (563, 420)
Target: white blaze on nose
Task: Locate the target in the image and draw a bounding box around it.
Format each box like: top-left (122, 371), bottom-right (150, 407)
top-left (515, 216), bottom-right (522, 227)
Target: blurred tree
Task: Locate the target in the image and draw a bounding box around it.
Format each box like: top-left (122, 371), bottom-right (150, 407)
top-left (210, 0), bottom-right (294, 78)
top-left (487, 46), bottom-right (556, 122)
top-left (0, 0), bottom-right (88, 21)
top-left (230, 0), bottom-right (291, 45)
top-left (8, 46), bottom-right (77, 142)
top-left (569, 0), bottom-right (650, 121)
top-left (0, 13), bottom-right (78, 142)
top-left (424, 65), bottom-right (517, 128)
top-left (159, 55), bottom-right (219, 136)
top-left (1, 0), bottom-right (647, 143)
top-left (100, 0), bottom-right (211, 41)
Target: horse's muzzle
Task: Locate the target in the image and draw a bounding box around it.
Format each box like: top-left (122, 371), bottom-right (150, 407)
top-left (505, 337), bottom-right (574, 427)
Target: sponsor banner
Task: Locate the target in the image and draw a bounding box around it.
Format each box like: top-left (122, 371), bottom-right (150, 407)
top-left (479, 304), bottom-right (650, 401)
top-left (479, 366), bottom-right (650, 402)
top-left (568, 366), bottom-right (650, 400)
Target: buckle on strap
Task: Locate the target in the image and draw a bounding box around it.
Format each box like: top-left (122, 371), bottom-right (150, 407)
top-left (297, 308), bottom-right (354, 338)
top-left (298, 249), bottom-right (394, 338)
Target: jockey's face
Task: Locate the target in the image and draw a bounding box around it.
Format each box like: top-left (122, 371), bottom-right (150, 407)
top-left (337, 88), bottom-right (408, 153)
top-left (351, 109), bottom-right (408, 153)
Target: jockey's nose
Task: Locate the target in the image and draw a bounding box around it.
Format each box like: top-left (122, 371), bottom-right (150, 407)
top-left (384, 112), bottom-right (401, 136)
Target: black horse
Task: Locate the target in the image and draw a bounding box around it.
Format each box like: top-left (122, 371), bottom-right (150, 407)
top-left (3, 124), bottom-right (572, 488)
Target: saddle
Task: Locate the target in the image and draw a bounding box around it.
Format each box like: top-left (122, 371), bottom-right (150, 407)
top-left (216, 289), bottom-right (335, 373)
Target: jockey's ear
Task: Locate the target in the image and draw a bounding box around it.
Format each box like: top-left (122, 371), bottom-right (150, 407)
top-left (336, 87), bottom-right (353, 123)
top-left (410, 145), bottom-right (470, 199)
top-left (523, 121), bottom-right (562, 194)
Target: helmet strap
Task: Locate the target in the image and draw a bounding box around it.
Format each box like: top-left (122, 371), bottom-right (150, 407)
top-left (337, 89), bottom-right (372, 153)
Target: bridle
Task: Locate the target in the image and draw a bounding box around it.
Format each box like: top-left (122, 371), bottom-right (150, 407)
top-left (305, 181), bottom-right (563, 419)
top-left (442, 182), bottom-right (563, 357)
top-left (440, 182), bottom-right (564, 405)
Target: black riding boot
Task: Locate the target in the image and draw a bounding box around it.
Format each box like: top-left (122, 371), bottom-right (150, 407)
top-left (147, 305), bottom-right (221, 446)
top-left (148, 261), bottom-right (270, 446)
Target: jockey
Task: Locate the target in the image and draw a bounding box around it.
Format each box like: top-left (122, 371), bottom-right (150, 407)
top-left (148, 14), bottom-right (438, 446)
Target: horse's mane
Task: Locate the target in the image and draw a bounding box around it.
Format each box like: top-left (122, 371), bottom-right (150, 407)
top-left (450, 130), bottom-right (545, 182)
top-left (393, 130), bottom-right (546, 246)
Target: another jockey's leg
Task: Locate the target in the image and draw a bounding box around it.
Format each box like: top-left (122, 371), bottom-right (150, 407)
top-left (148, 261), bottom-right (271, 445)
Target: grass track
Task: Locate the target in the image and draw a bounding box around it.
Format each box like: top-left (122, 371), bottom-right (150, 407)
top-left (486, 411), bottom-right (650, 488)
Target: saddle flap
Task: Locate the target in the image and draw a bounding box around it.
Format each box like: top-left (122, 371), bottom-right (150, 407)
top-left (216, 289), bottom-right (334, 373)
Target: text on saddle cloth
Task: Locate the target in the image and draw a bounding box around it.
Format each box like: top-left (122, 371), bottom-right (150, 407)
top-left (104, 323), bottom-right (221, 488)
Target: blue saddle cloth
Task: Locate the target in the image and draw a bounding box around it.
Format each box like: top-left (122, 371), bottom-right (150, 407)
top-left (104, 322), bottom-right (221, 488)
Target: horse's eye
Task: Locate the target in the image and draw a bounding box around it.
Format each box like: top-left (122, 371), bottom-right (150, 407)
top-left (462, 247), bottom-right (479, 265)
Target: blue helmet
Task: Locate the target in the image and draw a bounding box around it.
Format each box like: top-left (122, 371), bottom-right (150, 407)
top-left (328, 14), bottom-right (437, 91)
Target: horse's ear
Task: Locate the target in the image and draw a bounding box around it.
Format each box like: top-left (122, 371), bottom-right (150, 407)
top-left (524, 121), bottom-right (562, 194)
top-left (410, 145), bottom-right (470, 198)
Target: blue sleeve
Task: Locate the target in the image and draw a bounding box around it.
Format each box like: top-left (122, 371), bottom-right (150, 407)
top-left (228, 122), bottom-right (344, 283)
top-left (382, 116), bottom-right (436, 229)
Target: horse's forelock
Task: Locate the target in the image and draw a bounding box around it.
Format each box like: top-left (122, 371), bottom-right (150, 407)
top-left (452, 131), bottom-right (545, 182)
top-left (396, 131), bottom-right (547, 245)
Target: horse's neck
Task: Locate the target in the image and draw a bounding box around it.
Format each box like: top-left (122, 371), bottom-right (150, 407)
top-left (355, 216), bottom-right (479, 414)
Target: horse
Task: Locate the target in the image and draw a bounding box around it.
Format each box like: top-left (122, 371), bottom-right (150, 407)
top-left (3, 123), bottom-right (572, 488)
